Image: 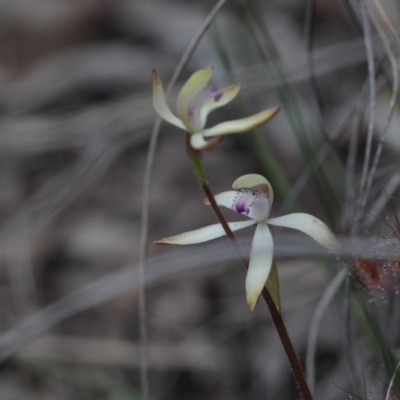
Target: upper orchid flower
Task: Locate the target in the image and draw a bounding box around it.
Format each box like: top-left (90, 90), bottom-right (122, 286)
top-left (152, 67), bottom-right (280, 150)
top-left (155, 174), bottom-right (340, 311)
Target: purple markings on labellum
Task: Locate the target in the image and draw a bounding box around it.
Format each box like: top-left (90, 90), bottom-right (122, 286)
top-left (201, 86), bottom-right (221, 102)
top-left (234, 201), bottom-right (250, 215)
top-left (214, 91), bottom-right (223, 102)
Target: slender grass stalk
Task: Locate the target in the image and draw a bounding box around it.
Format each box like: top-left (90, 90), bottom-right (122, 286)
top-left (357, 292), bottom-right (400, 392)
top-left (306, 268), bottom-right (347, 394)
top-left (304, 0), bottom-right (327, 120)
top-left (186, 135), bottom-right (313, 400)
top-left (385, 360), bottom-right (400, 400)
top-left (138, 1), bottom-right (230, 398)
top-left (361, 3), bottom-right (399, 224)
top-left (355, 0), bottom-right (376, 230)
top-left (237, 0), bottom-right (343, 226)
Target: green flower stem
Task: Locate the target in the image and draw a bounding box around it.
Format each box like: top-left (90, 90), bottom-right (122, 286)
top-left (186, 134), bottom-right (313, 400)
top-left (186, 137), bottom-right (207, 186)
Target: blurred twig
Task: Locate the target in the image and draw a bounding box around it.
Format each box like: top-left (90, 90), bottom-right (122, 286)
top-left (0, 95), bottom-right (153, 155)
top-left (2, 132), bottom-right (137, 313)
top-left (365, 173), bottom-right (400, 229)
top-left (0, 235), bottom-right (343, 363)
top-left (19, 335), bottom-right (226, 371)
top-left (361, 3), bottom-right (399, 225)
top-left (306, 268), bottom-right (347, 394)
top-left (385, 359), bottom-right (400, 400)
top-left (355, 0), bottom-right (377, 230)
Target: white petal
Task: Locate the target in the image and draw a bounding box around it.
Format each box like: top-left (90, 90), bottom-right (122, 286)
top-left (183, 84), bottom-right (241, 133)
top-left (203, 191), bottom-right (237, 209)
top-left (155, 220), bottom-right (256, 245)
top-left (152, 69), bottom-right (186, 130)
top-left (267, 213), bottom-right (340, 252)
top-left (198, 83), bottom-right (241, 127)
top-left (246, 223), bottom-right (273, 311)
top-left (202, 107), bottom-right (280, 137)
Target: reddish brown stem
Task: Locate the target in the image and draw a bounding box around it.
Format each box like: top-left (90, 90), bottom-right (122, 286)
top-left (187, 136), bottom-right (313, 400)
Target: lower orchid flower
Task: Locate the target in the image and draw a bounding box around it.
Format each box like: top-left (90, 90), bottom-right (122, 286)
top-left (155, 174), bottom-right (340, 311)
top-left (152, 67), bottom-right (280, 150)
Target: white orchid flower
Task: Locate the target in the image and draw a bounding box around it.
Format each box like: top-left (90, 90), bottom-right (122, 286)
top-left (152, 67), bottom-right (280, 150)
top-left (155, 174), bottom-right (340, 311)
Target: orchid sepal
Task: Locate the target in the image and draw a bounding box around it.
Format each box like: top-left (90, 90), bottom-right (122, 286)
top-left (152, 69), bottom-right (186, 130)
top-left (267, 213), bottom-right (341, 252)
top-left (154, 219), bottom-right (256, 245)
top-left (202, 107), bottom-right (280, 137)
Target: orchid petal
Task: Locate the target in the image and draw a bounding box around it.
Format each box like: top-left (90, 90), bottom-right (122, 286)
top-left (246, 223), bottom-right (274, 311)
top-left (152, 70), bottom-right (186, 130)
top-left (155, 219), bottom-right (257, 245)
top-left (176, 67), bottom-right (213, 130)
top-left (267, 213), bottom-right (340, 252)
top-left (202, 106), bottom-right (280, 137)
top-left (198, 83), bottom-right (241, 128)
top-left (203, 191), bottom-right (237, 210)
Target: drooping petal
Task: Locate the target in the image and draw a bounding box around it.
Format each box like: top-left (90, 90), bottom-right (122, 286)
top-left (197, 83), bottom-right (241, 128)
top-left (267, 213), bottom-right (340, 252)
top-left (202, 106), bottom-right (280, 137)
top-left (246, 223), bottom-right (274, 311)
top-left (155, 219), bottom-right (257, 245)
top-left (176, 67), bottom-right (213, 131)
top-left (152, 69), bottom-right (186, 130)
top-left (203, 189), bottom-right (269, 222)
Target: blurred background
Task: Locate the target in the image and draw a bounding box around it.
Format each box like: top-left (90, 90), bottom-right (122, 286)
top-left (0, 0), bottom-right (400, 399)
